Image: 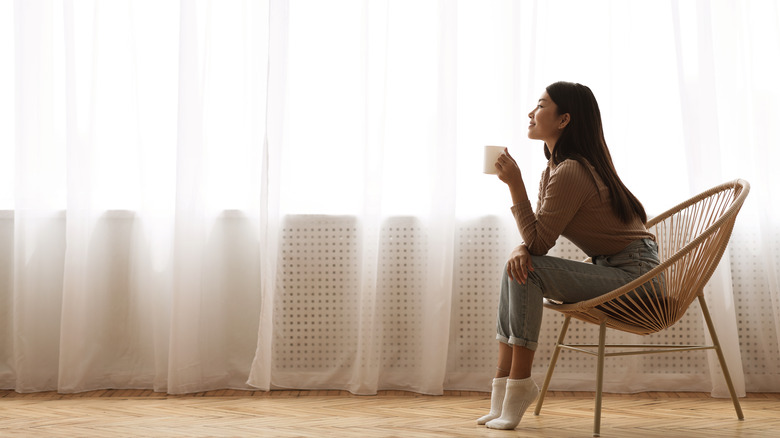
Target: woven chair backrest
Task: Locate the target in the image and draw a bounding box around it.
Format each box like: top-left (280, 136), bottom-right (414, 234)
top-left (647, 182), bottom-right (744, 318)
top-left (561, 180), bottom-right (750, 335)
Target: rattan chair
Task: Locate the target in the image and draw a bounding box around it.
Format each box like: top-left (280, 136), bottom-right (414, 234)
top-left (533, 179), bottom-right (750, 437)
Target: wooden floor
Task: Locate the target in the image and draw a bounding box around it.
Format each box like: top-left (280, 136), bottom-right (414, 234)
top-left (1, 389), bottom-right (779, 437)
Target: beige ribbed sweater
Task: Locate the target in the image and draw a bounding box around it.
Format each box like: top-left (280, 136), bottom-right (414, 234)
top-left (511, 159), bottom-right (654, 257)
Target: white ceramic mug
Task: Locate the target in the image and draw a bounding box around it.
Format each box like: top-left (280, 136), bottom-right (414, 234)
top-left (483, 145), bottom-right (505, 174)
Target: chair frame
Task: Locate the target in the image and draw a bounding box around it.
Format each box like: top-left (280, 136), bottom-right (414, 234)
top-left (533, 179), bottom-right (749, 437)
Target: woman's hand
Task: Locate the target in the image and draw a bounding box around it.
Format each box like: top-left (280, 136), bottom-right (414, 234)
top-left (495, 148), bottom-right (522, 185)
top-left (495, 149), bottom-right (529, 206)
top-left (507, 244), bottom-right (534, 284)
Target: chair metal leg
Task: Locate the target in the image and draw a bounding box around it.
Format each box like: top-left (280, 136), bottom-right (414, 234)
top-left (698, 295), bottom-right (745, 420)
top-left (593, 321), bottom-right (607, 437)
top-left (534, 316), bottom-right (571, 416)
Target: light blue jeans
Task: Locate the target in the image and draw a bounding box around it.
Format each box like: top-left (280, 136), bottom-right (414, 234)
top-left (496, 238), bottom-right (660, 351)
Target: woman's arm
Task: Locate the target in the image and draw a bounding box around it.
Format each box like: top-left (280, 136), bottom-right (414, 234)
top-left (502, 157), bottom-right (594, 255)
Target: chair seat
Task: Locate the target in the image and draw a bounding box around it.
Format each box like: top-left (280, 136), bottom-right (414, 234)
top-left (595, 296), bottom-right (679, 328)
top-left (544, 296), bottom-right (679, 336)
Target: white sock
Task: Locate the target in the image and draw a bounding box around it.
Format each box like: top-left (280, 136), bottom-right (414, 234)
top-left (477, 377), bottom-right (507, 425)
top-left (486, 377), bottom-right (539, 430)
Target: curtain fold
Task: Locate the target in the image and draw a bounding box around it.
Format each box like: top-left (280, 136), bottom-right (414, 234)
top-left (11, 0), bottom-right (67, 393)
top-left (671, 0), bottom-right (747, 397)
top-left (247, 0), bottom-right (285, 393)
top-left (1, 0), bottom-right (778, 395)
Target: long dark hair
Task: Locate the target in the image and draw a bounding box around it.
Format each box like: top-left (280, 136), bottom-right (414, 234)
top-left (544, 81), bottom-right (647, 223)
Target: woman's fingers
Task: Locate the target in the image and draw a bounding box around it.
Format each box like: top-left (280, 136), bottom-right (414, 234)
top-left (507, 259), bottom-right (529, 284)
top-left (496, 152), bottom-right (520, 177)
top-left (506, 261), bottom-right (516, 282)
top-left (507, 245), bottom-right (533, 284)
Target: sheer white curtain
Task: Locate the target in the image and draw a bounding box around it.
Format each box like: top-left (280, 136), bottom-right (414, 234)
top-left (4, 0), bottom-right (270, 393)
top-left (1, 0), bottom-right (778, 395)
top-left (671, 0), bottom-right (780, 393)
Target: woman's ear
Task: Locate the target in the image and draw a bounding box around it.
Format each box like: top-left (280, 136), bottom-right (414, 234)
top-left (559, 113), bottom-right (571, 129)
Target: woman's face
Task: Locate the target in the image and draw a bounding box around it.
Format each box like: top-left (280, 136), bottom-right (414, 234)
top-left (527, 91), bottom-right (569, 151)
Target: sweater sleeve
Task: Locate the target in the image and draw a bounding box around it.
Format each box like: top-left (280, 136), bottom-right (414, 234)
top-left (511, 160), bottom-right (596, 255)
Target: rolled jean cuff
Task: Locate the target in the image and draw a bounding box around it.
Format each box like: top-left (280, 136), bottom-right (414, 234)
top-left (496, 333), bottom-right (539, 351)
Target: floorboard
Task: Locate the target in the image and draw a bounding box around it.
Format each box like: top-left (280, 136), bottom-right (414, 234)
top-left (1, 389), bottom-right (778, 437)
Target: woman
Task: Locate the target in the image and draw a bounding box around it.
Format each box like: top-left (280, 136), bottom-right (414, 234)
top-left (478, 81), bottom-right (660, 430)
